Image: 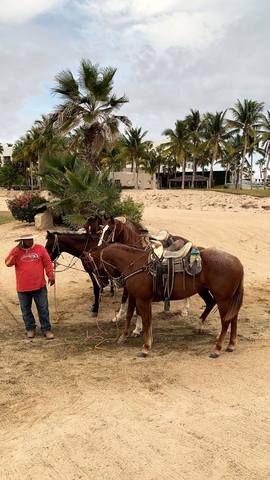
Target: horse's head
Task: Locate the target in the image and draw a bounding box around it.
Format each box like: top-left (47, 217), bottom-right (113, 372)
top-left (45, 231), bottom-right (61, 261)
top-left (84, 215), bottom-right (104, 235)
top-left (97, 216), bottom-right (125, 245)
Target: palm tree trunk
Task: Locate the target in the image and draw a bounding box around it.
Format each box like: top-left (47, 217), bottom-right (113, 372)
top-left (224, 163), bottom-right (229, 186)
top-left (135, 160), bottom-right (139, 189)
top-left (209, 150), bottom-right (216, 188)
top-left (37, 150), bottom-right (41, 190)
top-left (240, 136), bottom-right (247, 189)
top-left (30, 161), bottom-right (34, 191)
top-left (182, 158), bottom-right (186, 189)
top-left (191, 157), bottom-right (196, 188)
top-left (250, 153), bottom-right (253, 190)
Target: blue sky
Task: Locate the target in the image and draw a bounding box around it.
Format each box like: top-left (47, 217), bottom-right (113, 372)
top-left (0, 0), bottom-right (269, 146)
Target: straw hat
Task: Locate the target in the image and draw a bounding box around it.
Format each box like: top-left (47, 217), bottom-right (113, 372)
top-left (15, 234), bottom-right (36, 242)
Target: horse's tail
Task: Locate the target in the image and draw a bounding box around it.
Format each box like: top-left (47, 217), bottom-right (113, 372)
top-left (224, 270), bottom-right (244, 322)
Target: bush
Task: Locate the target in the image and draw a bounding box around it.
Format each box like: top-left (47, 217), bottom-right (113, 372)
top-left (7, 193), bottom-right (47, 223)
top-left (111, 196), bottom-right (144, 223)
top-left (0, 163), bottom-right (25, 188)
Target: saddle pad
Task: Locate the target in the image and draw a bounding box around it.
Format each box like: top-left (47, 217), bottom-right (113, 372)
top-left (163, 241), bottom-right (193, 259)
top-left (149, 230), bottom-right (170, 242)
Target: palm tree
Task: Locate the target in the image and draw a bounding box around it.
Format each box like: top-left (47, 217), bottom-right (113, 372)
top-left (51, 59), bottom-right (131, 167)
top-left (228, 99), bottom-right (264, 189)
top-left (99, 143), bottom-right (126, 181)
top-left (120, 127), bottom-right (149, 189)
top-left (259, 110), bottom-right (270, 189)
top-left (162, 120), bottom-right (189, 189)
top-left (142, 145), bottom-right (162, 189)
top-left (203, 111), bottom-right (228, 188)
top-left (185, 109), bottom-right (203, 188)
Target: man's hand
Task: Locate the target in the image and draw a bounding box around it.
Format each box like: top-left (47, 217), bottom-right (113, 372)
top-left (48, 277), bottom-right (55, 286)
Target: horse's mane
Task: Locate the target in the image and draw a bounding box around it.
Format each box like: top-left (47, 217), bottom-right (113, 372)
top-left (46, 231), bottom-right (99, 241)
top-left (127, 219), bottom-right (146, 233)
top-left (118, 221), bottom-right (143, 247)
top-left (109, 243), bottom-right (146, 253)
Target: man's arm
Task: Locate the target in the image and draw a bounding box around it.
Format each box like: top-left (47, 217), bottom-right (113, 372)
top-left (5, 247), bottom-right (18, 267)
top-left (41, 247), bottom-right (55, 285)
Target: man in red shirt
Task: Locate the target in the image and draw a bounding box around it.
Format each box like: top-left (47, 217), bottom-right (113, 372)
top-left (5, 234), bottom-right (55, 339)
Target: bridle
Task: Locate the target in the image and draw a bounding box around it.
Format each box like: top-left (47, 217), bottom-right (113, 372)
top-left (48, 233), bottom-right (93, 272)
top-left (89, 247), bottom-right (153, 288)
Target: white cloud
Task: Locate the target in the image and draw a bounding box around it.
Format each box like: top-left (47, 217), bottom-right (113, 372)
top-left (130, 11), bottom-right (226, 51)
top-left (0, 0), bottom-right (65, 23)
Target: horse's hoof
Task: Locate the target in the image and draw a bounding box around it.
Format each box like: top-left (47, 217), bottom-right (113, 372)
top-left (137, 351), bottom-right (148, 358)
top-left (131, 332), bottom-right (142, 338)
top-left (117, 335), bottom-right (127, 345)
top-left (91, 311), bottom-right (98, 318)
top-left (226, 345), bottom-right (234, 353)
top-left (209, 352), bottom-right (220, 359)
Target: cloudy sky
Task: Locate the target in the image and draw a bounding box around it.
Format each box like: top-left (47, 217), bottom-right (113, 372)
top-left (0, 0), bottom-right (269, 142)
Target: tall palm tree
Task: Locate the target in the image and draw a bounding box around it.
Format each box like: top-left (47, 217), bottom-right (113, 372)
top-left (228, 99), bottom-right (264, 188)
top-left (162, 120), bottom-right (189, 189)
top-left (203, 110), bottom-right (228, 188)
top-left (259, 110), bottom-right (270, 189)
top-left (51, 59), bottom-right (131, 167)
top-left (120, 127), bottom-right (149, 189)
top-left (99, 143), bottom-right (126, 181)
top-left (185, 109), bottom-right (203, 188)
top-left (142, 145), bottom-right (162, 189)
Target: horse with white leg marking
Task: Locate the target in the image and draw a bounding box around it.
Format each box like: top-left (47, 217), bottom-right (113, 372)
top-left (87, 243), bottom-right (244, 358)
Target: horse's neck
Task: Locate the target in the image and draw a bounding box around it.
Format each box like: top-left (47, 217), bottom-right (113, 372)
top-left (105, 246), bottom-right (147, 274)
top-left (60, 236), bottom-right (93, 257)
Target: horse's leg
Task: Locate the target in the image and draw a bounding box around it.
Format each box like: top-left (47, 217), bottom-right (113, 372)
top-left (195, 289), bottom-right (216, 333)
top-left (131, 311), bottom-right (143, 337)
top-left (89, 273), bottom-right (100, 317)
top-left (118, 295), bottom-right (136, 344)
top-left (136, 299), bottom-right (153, 358)
top-left (180, 298), bottom-right (190, 317)
top-left (210, 300), bottom-right (231, 358)
top-left (112, 287), bottom-right (128, 323)
top-left (110, 280), bottom-right (114, 297)
top-left (226, 315), bottom-right (238, 352)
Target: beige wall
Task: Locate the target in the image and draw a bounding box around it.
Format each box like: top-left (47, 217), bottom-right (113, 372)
top-left (110, 171), bottom-right (156, 189)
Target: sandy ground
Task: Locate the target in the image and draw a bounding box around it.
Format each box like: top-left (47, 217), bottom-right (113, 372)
top-left (0, 188), bottom-right (270, 480)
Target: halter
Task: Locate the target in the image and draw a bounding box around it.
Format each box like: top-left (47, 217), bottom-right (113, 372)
top-left (98, 248), bottom-right (152, 288)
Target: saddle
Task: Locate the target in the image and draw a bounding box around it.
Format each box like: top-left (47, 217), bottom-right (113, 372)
top-left (150, 237), bottom-right (202, 304)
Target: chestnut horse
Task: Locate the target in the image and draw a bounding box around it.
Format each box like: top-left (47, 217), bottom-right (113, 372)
top-left (93, 215), bottom-right (216, 326)
top-left (86, 215), bottom-right (197, 324)
top-left (88, 243), bottom-right (244, 358)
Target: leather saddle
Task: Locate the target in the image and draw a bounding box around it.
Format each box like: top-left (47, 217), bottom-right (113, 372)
top-left (149, 235), bottom-right (202, 303)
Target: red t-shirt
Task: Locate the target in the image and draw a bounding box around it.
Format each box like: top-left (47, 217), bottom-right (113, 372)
top-left (5, 244), bottom-right (54, 292)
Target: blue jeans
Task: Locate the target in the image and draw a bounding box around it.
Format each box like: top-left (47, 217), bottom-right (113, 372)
top-left (17, 286), bottom-right (52, 333)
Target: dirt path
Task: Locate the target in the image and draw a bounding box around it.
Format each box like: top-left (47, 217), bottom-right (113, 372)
top-left (0, 190), bottom-right (270, 479)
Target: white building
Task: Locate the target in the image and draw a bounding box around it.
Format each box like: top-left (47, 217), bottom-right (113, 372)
top-left (0, 143), bottom-right (13, 166)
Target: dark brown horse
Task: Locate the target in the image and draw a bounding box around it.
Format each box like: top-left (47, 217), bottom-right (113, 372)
top-left (88, 242), bottom-right (244, 358)
top-left (45, 231), bottom-right (113, 316)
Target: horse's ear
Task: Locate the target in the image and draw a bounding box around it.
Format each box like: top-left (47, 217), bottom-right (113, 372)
top-left (46, 231), bottom-right (51, 239)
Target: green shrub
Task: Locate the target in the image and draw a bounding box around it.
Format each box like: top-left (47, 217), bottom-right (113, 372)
top-left (111, 196), bottom-right (144, 223)
top-left (0, 163), bottom-right (24, 188)
top-left (7, 193), bottom-right (47, 223)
